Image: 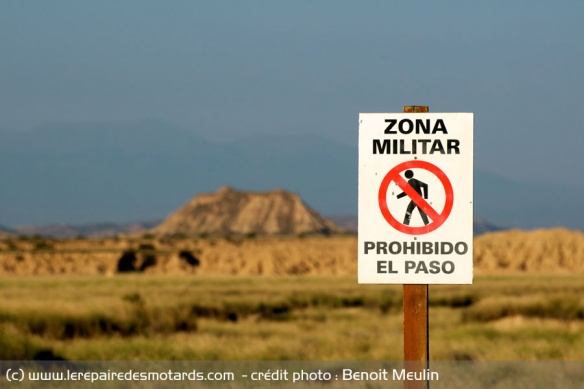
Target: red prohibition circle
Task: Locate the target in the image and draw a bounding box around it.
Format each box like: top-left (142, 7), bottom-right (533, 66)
top-left (378, 160), bottom-right (453, 235)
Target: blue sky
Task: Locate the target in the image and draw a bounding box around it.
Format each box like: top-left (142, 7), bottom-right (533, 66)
top-left (1, 1), bottom-right (583, 189)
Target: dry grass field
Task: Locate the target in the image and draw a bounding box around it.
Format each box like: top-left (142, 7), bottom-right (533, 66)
top-left (1, 229), bottom-right (583, 361)
top-left (0, 274), bottom-right (582, 361)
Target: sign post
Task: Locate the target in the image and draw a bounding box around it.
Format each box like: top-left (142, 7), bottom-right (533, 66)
top-left (358, 105), bottom-right (473, 388)
top-left (402, 106), bottom-right (429, 389)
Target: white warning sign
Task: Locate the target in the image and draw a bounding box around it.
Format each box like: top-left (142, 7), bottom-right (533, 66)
top-left (358, 113), bottom-right (473, 284)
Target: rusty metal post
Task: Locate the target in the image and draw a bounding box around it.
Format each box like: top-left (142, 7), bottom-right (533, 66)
top-left (402, 105), bottom-right (429, 389)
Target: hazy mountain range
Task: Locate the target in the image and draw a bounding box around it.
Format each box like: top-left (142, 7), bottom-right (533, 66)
top-left (1, 120), bottom-right (581, 231)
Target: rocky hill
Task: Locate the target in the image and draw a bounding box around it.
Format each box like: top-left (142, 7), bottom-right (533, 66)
top-left (151, 187), bottom-right (343, 236)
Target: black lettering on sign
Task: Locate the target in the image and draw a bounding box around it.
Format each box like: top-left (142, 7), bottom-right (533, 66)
top-left (383, 118), bottom-right (449, 135)
top-left (374, 138), bottom-right (463, 155)
top-left (364, 241), bottom-right (375, 254)
top-left (405, 261), bottom-right (416, 273)
top-left (377, 261), bottom-right (398, 274)
top-left (376, 242), bottom-right (388, 255)
top-left (384, 119), bottom-right (397, 134)
top-left (377, 261), bottom-right (387, 273)
top-left (415, 261), bottom-right (428, 273)
top-left (373, 139), bottom-right (390, 154)
top-left (447, 139), bottom-right (460, 154)
top-left (442, 261), bottom-right (455, 274)
top-left (400, 119), bottom-right (414, 134)
top-left (430, 139), bottom-right (446, 154)
top-left (429, 261), bottom-right (441, 274)
top-left (433, 119), bottom-right (447, 134)
top-left (404, 260), bottom-right (456, 274)
top-left (363, 241), bottom-right (469, 255)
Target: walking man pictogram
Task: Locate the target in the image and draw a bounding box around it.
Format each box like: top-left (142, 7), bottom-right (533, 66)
top-left (397, 170), bottom-right (429, 225)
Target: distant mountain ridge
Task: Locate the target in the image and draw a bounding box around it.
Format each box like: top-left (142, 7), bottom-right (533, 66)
top-left (0, 121), bottom-right (355, 226)
top-left (1, 120), bottom-right (582, 230)
top-left (0, 225), bottom-right (14, 238)
top-left (327, 216), bottom-right (502, 236)
top-left (8, 216), bottom-right (502, 238)
top-left (12, 221), bottom-right (159, 238)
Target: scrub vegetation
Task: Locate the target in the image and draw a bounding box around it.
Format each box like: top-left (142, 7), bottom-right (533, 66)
top-left (0, 275), bottom-right (582, 361)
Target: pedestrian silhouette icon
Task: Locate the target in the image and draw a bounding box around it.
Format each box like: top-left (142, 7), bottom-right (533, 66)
top-left (396, 170), bottom-right (429, 225)
top-left (378, 160), bottom-right (454, 235)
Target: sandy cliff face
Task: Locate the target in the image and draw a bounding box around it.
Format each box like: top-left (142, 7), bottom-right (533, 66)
top-left (474, 228), bottom-right (584, 273)
top-left (152, 186), bottom-right (343, 236)
top-left (1, 226), bottom-right (583, 276)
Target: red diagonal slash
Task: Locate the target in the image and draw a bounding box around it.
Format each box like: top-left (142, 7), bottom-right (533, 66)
top-left (391, 172), bottom-right (442, 222)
